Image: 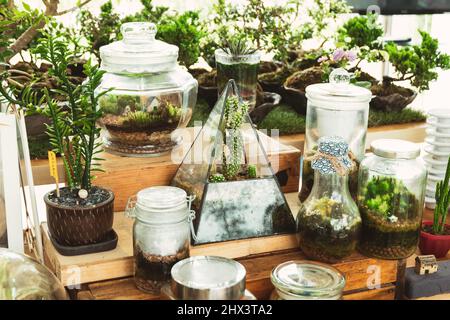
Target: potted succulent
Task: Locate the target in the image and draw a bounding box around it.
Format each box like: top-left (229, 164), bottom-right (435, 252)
top-left (3, 25), bottom-right (115, 249)
top-left (420, 157), bottom-right (450, 258)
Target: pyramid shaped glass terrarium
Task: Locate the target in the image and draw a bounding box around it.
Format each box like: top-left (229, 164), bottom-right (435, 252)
top-left (172, 80), bottom-right (296, 245)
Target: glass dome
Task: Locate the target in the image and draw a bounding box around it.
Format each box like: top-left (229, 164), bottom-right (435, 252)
top-left (0, 249), bottom-right (68, 300)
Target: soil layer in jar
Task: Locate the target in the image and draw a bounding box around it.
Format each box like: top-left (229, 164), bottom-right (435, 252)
top-left (297, 200), bottom-right (360, 263)
top-left (134, 244), bottom-right (189, 294)
top-left (358, 176), bottom-right (422, 260)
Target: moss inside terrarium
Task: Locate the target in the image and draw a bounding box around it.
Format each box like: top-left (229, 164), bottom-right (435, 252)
top-left (358, 176), bottom-right (422, 259)
top-left (98, 94), bottom-right (183, 154)
top-left (297, 197), bottom-right (361, 263)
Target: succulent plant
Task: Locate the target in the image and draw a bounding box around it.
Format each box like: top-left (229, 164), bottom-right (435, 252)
top-left (209, 173), bottom-right (226, 183)
top-left (247, 165), bottom-right (257, 179)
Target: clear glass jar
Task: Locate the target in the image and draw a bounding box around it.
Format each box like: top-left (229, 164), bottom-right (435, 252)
top-left (0, 249), bottom-right (68, 300)
top-left (299, 69), bottom-right (372, 201)
top-left (297, 136), bottom-right (361, 263)
top-left (358, 139), bottom-right (427, 259)
top-left (270, 261), bottom-right (345, 300)
top-left (97, 22), bottom-right (198, 157)
top-left (125, 186), bottom-right (194, 294)
top-left (215, 49), bottom-right (260, 110)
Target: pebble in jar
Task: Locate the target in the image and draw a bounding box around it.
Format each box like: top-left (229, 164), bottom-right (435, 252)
top-left (297, 136), bottom-right (361, 263)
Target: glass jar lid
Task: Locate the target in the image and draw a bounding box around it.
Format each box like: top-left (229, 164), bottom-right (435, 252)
top-left (171, 256), bottom-right (246, 300)
top-left (271, 261), bottom-right (345, 300)
top-left (100, 22), bottom-right (179, 74)
top-left (135, 186), bottom-right (188, 223)
top-left (306, 68), bottom-right (372, 105)
top-left (371, 139), bottom-right (421, 160)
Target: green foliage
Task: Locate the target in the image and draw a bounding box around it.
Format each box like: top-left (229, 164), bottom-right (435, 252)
top-left (218, 37), bottom-right (257, 58)
top-left (157, 11), bottom-right (205, 67)
top-left (307, 0), bottom-right (351, 42)
top-left (78, 1), bottom-right (121, 60)
top-left (337, 14), bottom-right (383, 50)
top-left (0, 2), bottom-right (45, 61)
top-left (258, 104), bottom-right (306, 134)
top-left (209, 173), bottom-right (226, 183)
top-left (433, 156), bottom-right (450, 235)
top-left (83, 0), bottom-right (205, 67)
top-left (27, 22), bottom-right (108, 191)
top-left (336, 14), bottom-right (385, 64)
top-left (247, 165), bottom-right (257, 179)
top-left (209, 0), bottom-right (303, 63)
top-left (385, 30), bottom-right (450, 92)
top-left (360, 176), bottom-right (416, 220)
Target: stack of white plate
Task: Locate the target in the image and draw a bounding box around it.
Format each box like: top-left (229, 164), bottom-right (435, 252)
top-left (423, 108), bottom-right (450, 209)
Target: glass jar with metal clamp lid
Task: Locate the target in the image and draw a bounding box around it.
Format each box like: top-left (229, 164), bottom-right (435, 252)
top-left (125, 186), bottom-right (196, 294)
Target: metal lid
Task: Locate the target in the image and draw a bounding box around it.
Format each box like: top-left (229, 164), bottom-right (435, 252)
top-left (371, 139), bottom-right (421, 160)
top-left (100, 22), bottom-right (179, 74)
top-left (306, 68), bottom-right (372, 105)
top-left (134, 186), bottom-right (188, 224)
top-left (171, 256), bottom-right (246, 300)
top-left (271, 261), bottom-right (345, 300)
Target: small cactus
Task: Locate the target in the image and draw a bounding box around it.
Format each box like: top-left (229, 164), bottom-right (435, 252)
top-left (433, 156), bottom-right (450, 235)
top-left (247, 165), bottom-right (257, 179)
top-left (209, 173), bottom-right (226, 183)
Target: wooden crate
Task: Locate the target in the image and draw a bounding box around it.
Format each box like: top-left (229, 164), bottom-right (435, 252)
top-left (76, 250), bottom-right (398, 300)
top-left (42, 193), bottom-right (302, 286)
top-left (91, 128), bottom-right (300, 211)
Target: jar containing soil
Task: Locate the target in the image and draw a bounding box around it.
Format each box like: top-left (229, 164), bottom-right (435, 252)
top-left (270, 261), bottom-right (345, 300)
top-left (97, 22), bottom-right (197, 157)
top-left (299, 69), bottom-right (372, 202)
top-left (358, 139), bottom-right (427, 259)
top-left (215, 49), bottom-right (260, 110)
top-left (125, 186), bottom-right (195, 294)
top-left (297, 137), bottom-right (361, 263)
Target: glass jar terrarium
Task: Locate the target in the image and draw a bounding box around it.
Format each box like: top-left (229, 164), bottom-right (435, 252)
top-left (299, 69), bottom-right (372, 201)
top-left (358, 139), bottom-right (426, 259)
top-left (270, 261), bottom-right (345, 300)
top-left (297, 136), bottom-right (361, 263)
top-left (125, 186), bottom-right (194, 294)
top-left (0, 249), bottom-right (68, 300)
top-left (215, 49), bottom-right (260, 110)
top-left (97, 22), bottom-right (197, 157)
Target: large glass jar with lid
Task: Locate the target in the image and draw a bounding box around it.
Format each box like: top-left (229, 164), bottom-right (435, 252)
top-left (270, 261), bottom-right (345, 300)
top-left (0, 249), bottom-right (68, 300)
top-left (297, 136), bottom-right (361, 263)
top-left (125, 186), bottom-right (194, 294)
top-left (358, 139), bottom-right (427, 259)
top-left (97, 22), bottom-right (198, 157)
top-left (299, 69), bottom-right (372, 201)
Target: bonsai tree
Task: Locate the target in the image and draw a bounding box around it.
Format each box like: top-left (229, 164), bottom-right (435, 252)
top-left (384, 30), bottom-right (450, 92)
top-left (77, 1), bottom-right (121, 61)
top-left (432, 156), bottom-right (450, 235)
top-left (79, 0), bottom-right (205, 68)
top-left (336, 14), bottom-right (386, 68)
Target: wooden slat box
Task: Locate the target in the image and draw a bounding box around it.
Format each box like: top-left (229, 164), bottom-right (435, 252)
top-left (42, 193), bottom-right (302, 286)
top-left (76, 249), bottom-right (397, 300)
